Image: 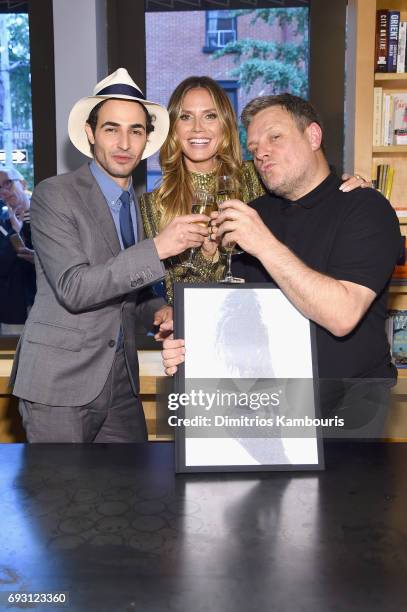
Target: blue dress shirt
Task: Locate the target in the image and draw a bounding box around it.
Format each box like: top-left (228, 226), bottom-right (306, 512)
top-left (89, 160), bottom-right (139, 350)
top-left (89, 160), bottom-right (138, 248)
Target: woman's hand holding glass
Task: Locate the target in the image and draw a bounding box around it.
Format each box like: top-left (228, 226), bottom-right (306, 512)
top-left (181, 190), bottom-right (215, 270)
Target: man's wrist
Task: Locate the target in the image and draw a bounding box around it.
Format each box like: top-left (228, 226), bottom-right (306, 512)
top-left (251, 231), bottom-right (275, 261)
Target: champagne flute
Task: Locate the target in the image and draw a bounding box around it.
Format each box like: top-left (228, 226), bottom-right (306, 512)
top-left (216, 175), bottom-right (244, 284)
top-left (181, 190), bottom-right (215, 270)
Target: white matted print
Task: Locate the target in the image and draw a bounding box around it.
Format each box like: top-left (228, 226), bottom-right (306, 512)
top-left (174, 285), bottom-right (323, 473)
top-left (184, 287), bottom-right (313, 379)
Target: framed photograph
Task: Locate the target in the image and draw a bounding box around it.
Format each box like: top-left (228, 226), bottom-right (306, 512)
top-left (173, 284), bottom-right (324, 473)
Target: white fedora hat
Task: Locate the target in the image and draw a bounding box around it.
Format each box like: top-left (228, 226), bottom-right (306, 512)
top-left (68, 67), bottom-right (169, 160)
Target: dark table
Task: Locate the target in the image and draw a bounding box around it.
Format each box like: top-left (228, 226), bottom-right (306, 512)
top-left (0, 442), bottom-right (406, 611)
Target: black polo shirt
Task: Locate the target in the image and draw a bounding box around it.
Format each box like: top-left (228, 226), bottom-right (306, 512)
top-left (233, 173), bottom-right (403, 379)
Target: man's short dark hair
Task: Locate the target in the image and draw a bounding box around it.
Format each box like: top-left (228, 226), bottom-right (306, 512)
top-left (86, 98), bottom-right (155, 154)
top-left (241, 93), bottom-right (323, 135)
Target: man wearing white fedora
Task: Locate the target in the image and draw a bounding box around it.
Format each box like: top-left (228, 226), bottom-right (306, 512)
top-left (11, 68), bottom-right (209, 442)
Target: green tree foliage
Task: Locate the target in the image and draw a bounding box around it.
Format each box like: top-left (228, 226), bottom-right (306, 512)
top-left (213, 8), bottom-right (308, 157)
top-left (8, 14), bottom-right (31, 130)
top-left (213, 8), bottom-right (308, 97)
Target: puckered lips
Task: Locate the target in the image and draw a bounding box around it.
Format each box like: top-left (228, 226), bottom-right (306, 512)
top-left (258, 161), bottom-right (276, 174)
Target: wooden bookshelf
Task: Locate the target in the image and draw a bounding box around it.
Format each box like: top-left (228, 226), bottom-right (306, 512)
top-left (347, 1), bottom-right (407, 435)
top-left (375, 72), bottom-right (407, 80)
top-left (346, 0), bottom-right (407, 210)
top-left (346, 0), bottom-right (407, 236)
top-left (373, 145), bottom-right (407, 152)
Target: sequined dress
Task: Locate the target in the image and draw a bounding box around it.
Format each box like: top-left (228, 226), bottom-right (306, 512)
top-left (140, 160), bottom-right (265, 304)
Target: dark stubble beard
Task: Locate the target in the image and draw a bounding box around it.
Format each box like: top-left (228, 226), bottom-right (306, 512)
top-left (261, 167), bottom-right (310, 201)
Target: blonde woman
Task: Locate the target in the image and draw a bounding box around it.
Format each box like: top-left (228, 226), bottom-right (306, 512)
top-left (141, 76), bottom-right (366, 304)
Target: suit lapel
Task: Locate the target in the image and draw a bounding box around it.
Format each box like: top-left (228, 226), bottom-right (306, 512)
top-left (73, 164), bottom-right (121, 256)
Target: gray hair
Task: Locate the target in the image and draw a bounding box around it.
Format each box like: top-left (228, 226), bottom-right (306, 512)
top-left (0, 166), bottom-right (25, 181)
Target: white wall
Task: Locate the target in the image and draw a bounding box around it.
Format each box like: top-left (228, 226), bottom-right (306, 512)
top-left (52, 0), bottom-right (107, 174)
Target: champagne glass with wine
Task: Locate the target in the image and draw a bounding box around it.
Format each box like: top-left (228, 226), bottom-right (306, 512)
top-left (182, 190), bottom-right (215, 270)
top-left (216, 175), bottom-right (244, 284)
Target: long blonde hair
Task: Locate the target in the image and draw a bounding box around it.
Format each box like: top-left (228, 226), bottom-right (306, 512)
top-left (157, 76), bottom-right (243, 230)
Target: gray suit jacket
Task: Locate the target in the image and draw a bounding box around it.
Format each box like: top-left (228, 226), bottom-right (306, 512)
top-left (12, 163), bottom-right (165, 406)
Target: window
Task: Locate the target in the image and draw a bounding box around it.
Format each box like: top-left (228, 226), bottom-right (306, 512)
top-left (0, 2), bottom-right (34, 337)
top-left (205, 10), bottom-right (236, 52)
top-left (0, 7), bottom-right (33, 188)
top-left (217, 80), bottom-right (239, 115)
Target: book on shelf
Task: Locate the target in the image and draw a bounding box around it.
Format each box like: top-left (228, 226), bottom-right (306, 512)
top-left (395, 129), bottom-right (407, 144)
top-left (375, 10), bottom-right (407, 74)
top-left (372, 90), bottom-right (407, 146)
top-left (375, 10), bottom-right (389, 72)
top-left (384, 93), bottom-right (393, 145)
top-left (388, 11), bottom-right (401, 72)
top-left (393, 93), bottom-right (407, 136)
top-left (384, 166), bottom-right (395, 200)
top-left (387, 310), bottom-right (407, 368)
top-left (374, 164), bottom-right (395, 200)
top-left (378, 163), bottom-right (388, 192)
top-left (397, 21), bottom-right (407, 73)
top-left (373, 87), bottom-right (383, 145)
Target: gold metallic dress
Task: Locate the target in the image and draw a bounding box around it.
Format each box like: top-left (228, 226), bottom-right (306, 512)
top-left (140, 160), bottom-right (265, 304)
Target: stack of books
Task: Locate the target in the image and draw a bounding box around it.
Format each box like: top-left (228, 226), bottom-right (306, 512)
top-left (372, 89), bottom-right (407, 146)
top-left (373, 163), bottom-right (395, 199)
top-left (375, 9), bottom-right (407, 73)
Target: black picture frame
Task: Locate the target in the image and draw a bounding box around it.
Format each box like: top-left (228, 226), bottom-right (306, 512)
top-left (173, 283), bottom-right (324, 473)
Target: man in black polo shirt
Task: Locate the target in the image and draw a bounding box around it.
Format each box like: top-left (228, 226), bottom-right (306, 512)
top-left (162, 94), bottom-right (402, 436)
